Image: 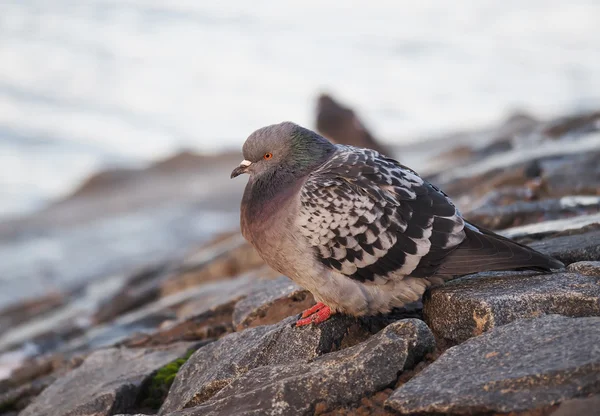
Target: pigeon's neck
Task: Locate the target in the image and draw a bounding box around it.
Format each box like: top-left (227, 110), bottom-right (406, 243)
top-left (243, 167), bottom-right (304, 218)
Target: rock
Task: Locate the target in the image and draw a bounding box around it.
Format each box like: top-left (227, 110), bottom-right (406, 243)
top-left (93, 263), bottom-right (168, 324)
top-left (465, 196), bottom-right (600, 230)
top-left (232, 276), bottom-right (315, 330)
top-left (0, 293), bottom-right (65, 338)
top-left (424, 269), bottom-right (600, 344)
top-left (541, 152), bottom-right (600, 197)
top-left (20, 343), bottom-right (192, 416)
top-left (315, 94), bottom-right (389, 155)
top-left (77, 275), bottom-right (257, 351)
top-left (501, 213), bottom-right (600, 240)
top-left (552, 395), bottom-right (600, 416)
top-left (160, 235), bottom-right (265, 296)
top-left (173, 319), bottom-right (434, 416)
top-left (0, 375), bottom-right (56, 414)
top-left (542, 110), bottom-right (600, 139)
top-left (122, 305), bottom-right (233, 349)
top-left (530, 227), bottom-right (600, 265)
top-left (567, 261), bottom-right (600, 276)
top-left (159, 314), bottom-right (394, 414)
top-left (386, 315), bottom-right (600, 415)
top-left (431, 146), bottom-right (600, 207)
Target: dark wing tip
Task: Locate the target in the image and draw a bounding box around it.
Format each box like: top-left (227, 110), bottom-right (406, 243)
top-left (437, 224), bottom-right (566, 276)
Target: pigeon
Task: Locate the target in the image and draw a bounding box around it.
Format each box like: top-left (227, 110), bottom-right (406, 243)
top-left (231, 122), bottom-right (564, 327)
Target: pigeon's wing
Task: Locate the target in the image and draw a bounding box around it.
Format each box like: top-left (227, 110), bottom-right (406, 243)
top-left (297, 146), bottom-right (465, 283)
top-left (297, 146), bottom-right (563, 283)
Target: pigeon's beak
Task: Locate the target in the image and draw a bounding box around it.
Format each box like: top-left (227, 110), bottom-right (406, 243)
top-left (230, 160), bottom-right (252, 178)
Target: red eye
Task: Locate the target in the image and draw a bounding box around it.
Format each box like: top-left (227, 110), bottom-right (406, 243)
top-left (263, 152), bottom-right (273, 160)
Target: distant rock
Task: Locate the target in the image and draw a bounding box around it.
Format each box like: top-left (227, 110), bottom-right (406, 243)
top-left (501, 213), bottom-right (600, 240)
top-left (173, 319), bottom-right (434, 416)
top-left (0, 293), bottom-right (65, 337)
top-left (386, 315), bottom-right (600, 414)
top-left (315, 94), bottom-right (390, 155)
top-left (20, 343), bottom-right (192, 416)
top-left (160, 235), bottom-right (264, 297)
top-left (465, 196), bottom-right (600, 230)
top-left (66, 150), bottom-right (241, 201)
top-left (530, 227), bottom-right (600, 265)
top-left (424, 268), bottom-right (600, 343)
top-left (431, 147), bottom-right (600, 210)
top-left (232, 276), bottom-right (314, 330)
top-left (542, 110), bottom-right (600, 139)
top-left (159, 314), bottom-right (394, 414)
top-left (93, 263), bottom-right (168, 325)
top-left (91, 274), bottom-right (258, 350)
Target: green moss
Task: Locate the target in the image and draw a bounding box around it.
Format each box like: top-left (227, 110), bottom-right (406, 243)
top-left (139, 349), bottom-right (196, 411)
top-left (0, 399), bottom-right (17, 414)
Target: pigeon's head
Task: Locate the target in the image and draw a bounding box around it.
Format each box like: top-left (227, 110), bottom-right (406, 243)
top-left (231, 122), bottom-right (335, 179)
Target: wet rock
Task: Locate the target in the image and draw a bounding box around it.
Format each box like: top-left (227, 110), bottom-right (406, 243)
top-left (21, 343), bottom-right (192, 416)
top-left (424, 269), bottom-right (600, 344)
top-left (159, 314), bottom-right (393, 414)
top-left (530, 227), bottom-right (600, 265)
top-left (386, 315), bottom-right (600, 415)
top-left (232, 276), bottom-right (315, 330)
top-left (315, 94), bottom-right (389, 155)
top-left (174, 319), bottom-right (434, 416)
top-left (466, 196), bottom-right (600, 230)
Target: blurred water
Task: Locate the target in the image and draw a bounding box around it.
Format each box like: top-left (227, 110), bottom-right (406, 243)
top-left (1, 0), bottom-right (600, 217)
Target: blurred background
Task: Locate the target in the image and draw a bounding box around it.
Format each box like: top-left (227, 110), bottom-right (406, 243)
top-left (2, 1), bottom-right (600, 218)
top-left (1, 0), bottom-right (600, 394)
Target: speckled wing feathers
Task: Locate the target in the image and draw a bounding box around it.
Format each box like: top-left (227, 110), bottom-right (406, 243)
top-left (297, 146), bottom-right (465, 283)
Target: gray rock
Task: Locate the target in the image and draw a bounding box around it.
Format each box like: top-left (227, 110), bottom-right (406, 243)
top-left (424, 270), bottom-right (600, 343)
top-left (552, 395), bottom-right (600, 416)
top-left (386, 315), bottom-right (600, 415)
top-left (170, 319), bottom-right (434, 416)
top-left (159, 314), bottom-right (392, 414)
top-left (466, 196), bottom-right (600, 230)
top-left (232, 276), bottom-right (315, 330)
top-left (501, 213), bottom-right (600, 240)
top-left (567, 260), bottom-right (600, 276)
top-left (20, 343), bottom-right (192, 416)
top-left (530, 228), bottom-right (600, 265)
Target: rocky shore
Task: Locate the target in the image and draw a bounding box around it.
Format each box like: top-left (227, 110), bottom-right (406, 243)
top-left (1, 97), bottom-right (599, 416)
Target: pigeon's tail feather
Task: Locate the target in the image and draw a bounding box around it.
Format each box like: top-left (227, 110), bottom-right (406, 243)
top-left (437, 223), bottom-right (564, 276)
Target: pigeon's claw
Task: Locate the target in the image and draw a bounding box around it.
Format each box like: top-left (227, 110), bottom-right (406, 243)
top-left (301, 302), bottom-right (326, 318)
top-left (296, 304), bottom-right (332, 327)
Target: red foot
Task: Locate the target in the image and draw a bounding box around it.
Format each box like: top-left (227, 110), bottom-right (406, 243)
top-left (296, 303), bottom-right (332, 327)
top-left (301, 302), bottom-right (326, 318)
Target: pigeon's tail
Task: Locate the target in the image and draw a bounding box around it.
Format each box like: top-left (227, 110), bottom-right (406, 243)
top-left (437, 222), bottom-right (564, 276)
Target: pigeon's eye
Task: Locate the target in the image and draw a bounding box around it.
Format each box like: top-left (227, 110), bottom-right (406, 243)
top-left (263, 152), bottom-right (273, 160)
